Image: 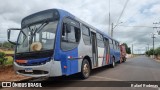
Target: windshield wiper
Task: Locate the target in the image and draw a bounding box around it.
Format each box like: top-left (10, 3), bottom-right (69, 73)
top-left (33, 20), bottom-right (49, 35)
top-left (27, 20), bottom-right (49, 44)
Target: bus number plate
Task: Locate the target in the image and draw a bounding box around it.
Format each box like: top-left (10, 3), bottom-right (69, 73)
top-left (25, 68), bottom-right (33, 72)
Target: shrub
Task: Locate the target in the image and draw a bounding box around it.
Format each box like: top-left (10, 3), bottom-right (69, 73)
top-left (155, 47), bottom-right (160, 56)
top-left (146, 47), bottom-right (160, 57)
top-left (0, 52), bottom-right (7, 65)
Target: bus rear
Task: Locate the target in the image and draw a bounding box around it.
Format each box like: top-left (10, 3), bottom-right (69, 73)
top-left (120, 44), bottom-right (126, 62)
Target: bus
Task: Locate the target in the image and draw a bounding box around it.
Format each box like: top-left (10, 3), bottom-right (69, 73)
top-left (7, 9), bottom-right (120, 79)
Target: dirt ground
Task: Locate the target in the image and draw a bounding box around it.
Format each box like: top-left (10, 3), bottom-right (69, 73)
top-left (0, 65), bottom-right (31, 81)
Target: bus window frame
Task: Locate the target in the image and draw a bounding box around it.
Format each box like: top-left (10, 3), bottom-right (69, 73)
top-left (82, 24), bottom-right (91, 45)
top-left (60, 17), bottom-right (81, 51)
top-left (109, 39), bottom-right (113, 49)
top-left (96, 32), bottom-right (104, 48)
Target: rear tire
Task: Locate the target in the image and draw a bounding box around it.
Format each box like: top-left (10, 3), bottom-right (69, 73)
top-left (80, 59), bottom-right (91, 79)
top-left (111, 57), bottom-right (115, 68)
top-left (122, 57), bottom-right (126, 62)
top-left (117, 60), bottom-right (121, 64)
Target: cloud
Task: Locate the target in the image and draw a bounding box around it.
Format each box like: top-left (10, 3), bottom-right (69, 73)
top-left (0, 0), bottom-right (160, 54)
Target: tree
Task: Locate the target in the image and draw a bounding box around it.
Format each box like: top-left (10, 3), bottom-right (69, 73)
top-left (145, 51), bottom-right (149, 56)
top-left (154, 47), bottom-right (160, 56)
top-left (127, 47), bottom-right (131, 54)
top-left (148, 49), bottom-right (154, 55)
top-left (0, 52), bottom-right (7, 65)
top-left (122, 43), bottom-right (131, 54)
top-left (145, 47), bottom-right (160, 57)
top-left (0, 41), bottom-right (14, 49)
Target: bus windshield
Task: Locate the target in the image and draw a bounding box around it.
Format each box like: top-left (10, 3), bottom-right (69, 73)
top-left (16, 21), bottom-right (58, 53)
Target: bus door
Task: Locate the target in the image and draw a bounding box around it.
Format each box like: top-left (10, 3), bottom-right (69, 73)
top-left (104, 38), bottom-right (110, 65)
top-left (91, 32), bottom-right (98, 67)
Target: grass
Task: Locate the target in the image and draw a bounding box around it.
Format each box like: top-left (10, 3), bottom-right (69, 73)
top-left (5, 56), bottom-right (13, 65)
top-left (0, 50), bottom-right (14, 65)
top-left (3, 51), bottom-right (14, 54)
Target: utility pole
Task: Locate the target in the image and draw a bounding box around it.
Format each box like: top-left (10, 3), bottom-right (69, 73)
top-left (132, 44), bottom-right (133, 56)
top-left (153, 22), bottom-right (160, 35)
top-left (111, 22), bottom-right (123, 38)
top-left (147, 44), bottom-right (149, 51)
top-left (137, 49), bottom-right (140, 55)
top-left (108, 0), bottom-right (111, 37)
top-left (146, 47), bottom-right (147, 52)
top-left (111, 23), bottom-right (113, 37)
top-left (151, 33), bottom-right (156, 58)
top-left (152, 22), bottom-right (159, 58)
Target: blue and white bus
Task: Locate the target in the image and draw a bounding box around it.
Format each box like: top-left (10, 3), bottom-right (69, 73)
top-left (7, 9), bottom-right (120, 79)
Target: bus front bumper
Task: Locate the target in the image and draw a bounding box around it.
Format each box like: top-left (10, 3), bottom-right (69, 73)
top-left (14, 60), bottom-right (62, 77)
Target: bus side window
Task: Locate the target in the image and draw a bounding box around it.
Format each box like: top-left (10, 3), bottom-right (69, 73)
top-left (109, 39), bottom-right (113, 49)
top-left (116, 42), bottom-right (119, 50)
top-left (118, 42), bottom-right (120, 50)
top-left (62, 24), bottom-right (80, 42)
top-left (82, 25), bottom-right (91, 45)
top-left (97, 33), bottom-right (104, 48)
top-left (61, 19), bottom-right (81, 51)
top-left (113, 41), bottom-right (116, 49)
top-left (62, 24), bottom-right (66, 36)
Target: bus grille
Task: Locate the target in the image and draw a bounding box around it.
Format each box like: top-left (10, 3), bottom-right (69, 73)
top-left (16, 59), bottom-right (50, 66)
top-left (15, 50), bottom-right (53, 60)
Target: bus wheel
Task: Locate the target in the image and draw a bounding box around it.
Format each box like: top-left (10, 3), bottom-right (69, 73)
top-left (80, 59), bottom-right (91, 79)
top-left (111, 57), bottom-right (115, 68)
top-left (123, 57), bottom-right (126, 62)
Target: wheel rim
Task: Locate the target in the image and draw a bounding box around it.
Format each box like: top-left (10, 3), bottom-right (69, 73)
top-left (83, 63), bottom-right (89, 77)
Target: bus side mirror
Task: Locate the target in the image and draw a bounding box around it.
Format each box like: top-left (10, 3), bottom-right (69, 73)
top-left (7, 28), bottom-right (21, 45)
top-left (66, 24), bottom-right (71, 33)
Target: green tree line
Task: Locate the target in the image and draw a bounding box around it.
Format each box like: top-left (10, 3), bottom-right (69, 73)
top-left (0, 52), bottom-right (7, 65)
top-left (0, 41), bottom-right (14, 49)
top-left (145, 47), bottom-right (160, 56)
top-left (122, 43), bottom-right (131, 54)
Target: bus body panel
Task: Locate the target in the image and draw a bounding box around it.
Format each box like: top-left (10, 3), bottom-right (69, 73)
top-left (54, 8), bottom-right (120, 75)
top-left (53, 11), bottom-right (79, 75)
top-left (77, 23), bottom-right (92, 72)
top-left (97, 47), bottom-right (105, 67)
top-left (12, 9), bottom-right (121, 77)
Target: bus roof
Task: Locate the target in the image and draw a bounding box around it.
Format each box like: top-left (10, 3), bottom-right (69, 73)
top-left (57, 9), bottom-right (119, 42)
top-left (22, 8), bottom-right (119, 42)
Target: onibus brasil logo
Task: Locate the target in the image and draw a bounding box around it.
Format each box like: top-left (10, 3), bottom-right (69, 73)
top-left (2, 82), bottom-right (42, 87)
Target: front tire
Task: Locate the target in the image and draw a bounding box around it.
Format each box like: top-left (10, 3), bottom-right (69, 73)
top-left (80, 59), bottom-right (91, 79)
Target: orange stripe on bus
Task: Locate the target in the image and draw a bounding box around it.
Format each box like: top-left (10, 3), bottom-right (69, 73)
top-left (106, 54), bottom-right (108, 64)
top-left (108, 54), bottom-right (109, 64)
top-left (15, 60), bottom-right (27, 63)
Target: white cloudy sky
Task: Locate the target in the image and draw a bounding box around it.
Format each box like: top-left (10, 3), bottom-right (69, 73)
top-left (0, 0), bottom-right (160, 54)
